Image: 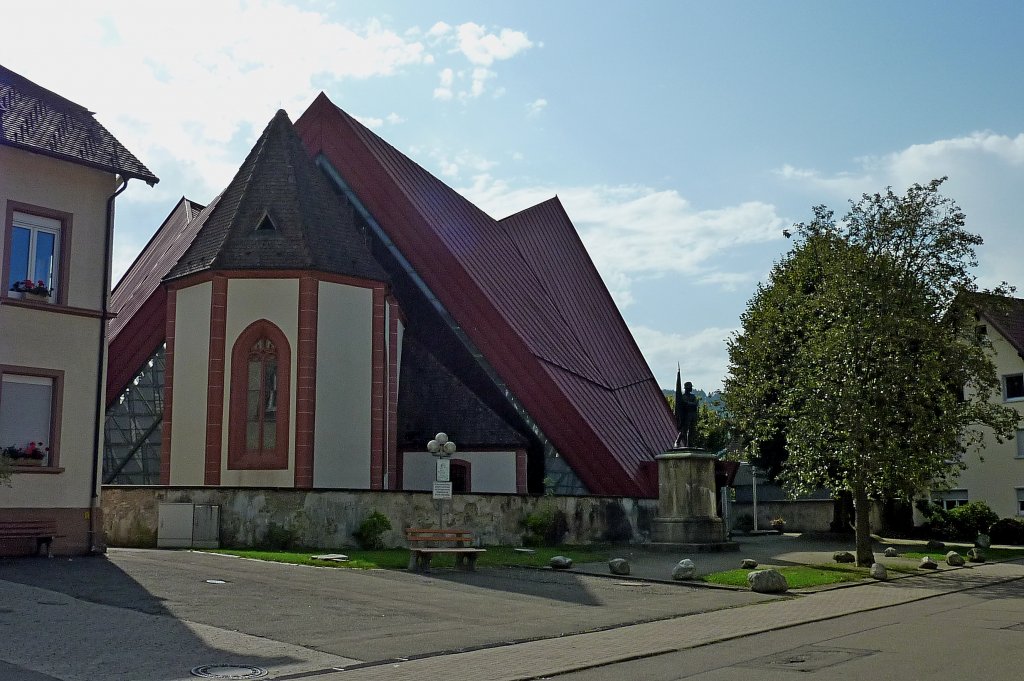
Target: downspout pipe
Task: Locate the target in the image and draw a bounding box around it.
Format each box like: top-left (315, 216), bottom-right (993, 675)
top-left (88, 176), bottom-right (129, 553)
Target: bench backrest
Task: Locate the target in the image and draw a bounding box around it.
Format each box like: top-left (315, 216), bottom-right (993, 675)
top-left (406, 528), bottom-right (474, 546)
top-left (0, 520), bottom-right (58, 537)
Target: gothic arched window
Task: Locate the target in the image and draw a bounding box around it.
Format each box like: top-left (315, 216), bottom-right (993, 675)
top-left (229, 320), bottom-right (290, 469)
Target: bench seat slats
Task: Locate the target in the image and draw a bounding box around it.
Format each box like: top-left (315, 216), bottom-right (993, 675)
top-left (405, 528), bottom-right (485, 572)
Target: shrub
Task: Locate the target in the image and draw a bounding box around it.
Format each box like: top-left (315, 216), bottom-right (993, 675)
top-left (988, 517), bottom-right (1024, 546)
top-left (947, 502), bottom-right (999, 541)
top-left (259, 522), bottom-right (299, 550)
top-left (521, 504), bottom-right (567, 546)
top-left (353, 510), bottom-right (392, 550)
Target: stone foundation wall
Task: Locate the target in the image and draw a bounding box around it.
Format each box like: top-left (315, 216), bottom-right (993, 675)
top-left (101, 487), bottom-right (659, 549)
top-left (729, 499), bottom-right (883, 534)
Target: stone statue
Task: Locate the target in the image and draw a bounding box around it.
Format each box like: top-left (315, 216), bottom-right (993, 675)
top-left (674, 381), bottom-right (699, 449)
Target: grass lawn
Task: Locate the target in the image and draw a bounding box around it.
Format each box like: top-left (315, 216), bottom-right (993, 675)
top-left (204, 545), bottom-right (611, 570)
top-left (703, 561), bottom-right (921, 589)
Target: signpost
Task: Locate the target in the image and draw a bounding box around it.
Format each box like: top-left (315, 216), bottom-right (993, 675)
top-left (427, 433), bottom-right (456, 528)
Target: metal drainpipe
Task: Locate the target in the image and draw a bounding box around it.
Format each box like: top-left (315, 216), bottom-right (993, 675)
top-left (88, 176), bottom-right (129, 553)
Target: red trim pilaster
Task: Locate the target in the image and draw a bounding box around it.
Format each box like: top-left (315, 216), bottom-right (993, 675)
top-left (386, 297), bottom-right (401, 489)
top-left (370, 285), bottom-right (386, 489)
top-left (294, 276), bottom-right (318, 488)
top-left (203, 276), bottom-right (227, 485)
top-left (515, 448), bottom-right (528, 494)
top-left (159, 288), bottom-right (177, 485)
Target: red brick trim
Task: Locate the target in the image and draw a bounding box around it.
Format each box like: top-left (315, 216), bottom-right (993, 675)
top-left (228, 319), bottom-right (291, 470)
top-left (386, 298), bottom-right (401, 489)
top-left (203, 276), bottom-right (227, 485)
top-left (3, 201), bottom-right (73, 307)
top-left (370, 285), bottom-right (386, 489)
top-left (0, 364), bottom-right (65, 469)
top-left (160, 289), bottom-right (177, 485)
top-left (168, 269), bottom-right (383, 291)
top-left (515, 448), bottom-right (528, 494)
top-left (294, 276), bottom-right (318, 488)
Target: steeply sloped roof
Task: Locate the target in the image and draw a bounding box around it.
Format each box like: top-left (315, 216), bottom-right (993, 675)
top-left (167, 109), bottom-right (385, 282)
top-left (398, 334), bottom-right (528, 449)
top-left (295, 94), bottom-right (675, 496)
top-left (0, 64), bottom-right (158, 184)
top-left (973, 293), bottom-right (1024, 357)
top-left (107, 196), bottom-right (212, 405)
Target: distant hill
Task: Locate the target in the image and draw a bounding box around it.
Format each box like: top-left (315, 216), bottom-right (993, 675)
top-left (662, 388), bottom-right (726, 414)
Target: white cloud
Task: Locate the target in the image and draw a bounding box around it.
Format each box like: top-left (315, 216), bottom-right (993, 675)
top-left (454, 22), bottom-right (533, 66)
top-left (460, 175), bottom-right (786, 308)
top-left (427, 21), bottom-right (452, 39)
top-left (526, 98), bottom-right (548, 117)
top-left (630, 325), bottom-right (736, 392)
top-left (775, 131), bottom-right (1024, 293)
top-left (386, 112), bottom-right (405, 125)
top-left (433, 67), bottom-right (455, 100)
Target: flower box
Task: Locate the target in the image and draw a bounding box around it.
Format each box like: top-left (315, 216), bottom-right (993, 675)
top-left (2, 442), bottom-right (49, 467)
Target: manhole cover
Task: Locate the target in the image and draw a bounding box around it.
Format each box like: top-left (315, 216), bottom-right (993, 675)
top-left (191, 664), bottom-right (268, 679)
top-left (205, 579), bottom-right (228, 584)
top-left (739, 646), bottom-right (876, 672)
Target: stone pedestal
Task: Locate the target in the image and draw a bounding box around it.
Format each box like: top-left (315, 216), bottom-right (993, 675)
top-left (650, 448), bottom-right (737, 552)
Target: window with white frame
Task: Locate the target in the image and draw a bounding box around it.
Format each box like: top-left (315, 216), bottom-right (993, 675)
top-left (7, 211), bottom-right (61, 300)
top-left (1004, 373), bottom-right (1024, 401)
top-left (0, 373), bottom-right (56, 465)
top-left (932, 489), bottom-right (968, 511)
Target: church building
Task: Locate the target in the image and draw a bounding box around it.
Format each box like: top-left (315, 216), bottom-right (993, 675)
top-left (104, 94), bottom-right (675, 498)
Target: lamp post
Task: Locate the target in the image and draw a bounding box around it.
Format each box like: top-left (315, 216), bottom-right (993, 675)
top-left (427, 432), bottom-right (456, 528)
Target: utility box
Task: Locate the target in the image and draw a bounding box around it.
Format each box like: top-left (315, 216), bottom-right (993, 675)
top-left (158, 503), bottom-right (221, 548)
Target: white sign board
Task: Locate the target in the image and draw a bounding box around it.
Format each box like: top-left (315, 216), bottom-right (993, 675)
top-left (432, 481), bottom-right (453, 499)
top-left (436, 458), bottom-right (450, 482)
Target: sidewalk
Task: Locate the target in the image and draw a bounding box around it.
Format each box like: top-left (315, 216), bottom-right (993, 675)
top-left (315, 558), bottom-right (1024, 681)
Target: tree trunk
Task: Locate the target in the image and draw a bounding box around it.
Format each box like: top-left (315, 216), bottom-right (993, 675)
top-left (852, 481), bottom-right (874, 567)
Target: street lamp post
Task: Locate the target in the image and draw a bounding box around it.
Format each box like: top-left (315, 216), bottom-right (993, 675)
top-left (427, 432), bottom-right (456, 528)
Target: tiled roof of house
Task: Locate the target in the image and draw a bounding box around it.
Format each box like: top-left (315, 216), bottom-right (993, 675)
top-left (973, 293), bottom-right (1024, 357)
top-left (0, 64), bottom-right (158, 184)
top-left (296, 94), bottom-right (674, 496)
top-left (167, 109), bottom-right (386, 283)
top-left (107, 196), bottom-right (212, 405)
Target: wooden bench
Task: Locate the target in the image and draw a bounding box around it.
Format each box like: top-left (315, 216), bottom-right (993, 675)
top-left (0, 520), bottom-right (62, 557)
top-left (406, 528), bottom-right (486, 572)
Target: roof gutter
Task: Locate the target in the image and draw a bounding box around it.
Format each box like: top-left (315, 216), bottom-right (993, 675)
top-left (88, 175), bottom-right (129, 553)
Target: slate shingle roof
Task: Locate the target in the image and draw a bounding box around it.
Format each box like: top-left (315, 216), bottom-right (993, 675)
top-left (972, 293), bottom-right (1024, 356)
top-left (167, 109), bottom-right (385, 283)
top-left (0, 64), bottom-right (158, 184)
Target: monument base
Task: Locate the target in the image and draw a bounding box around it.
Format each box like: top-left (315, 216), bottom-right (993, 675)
top-left (646, 540), bottom-right (740, 553)
top-left (651, 516), bottom-right (731, 544)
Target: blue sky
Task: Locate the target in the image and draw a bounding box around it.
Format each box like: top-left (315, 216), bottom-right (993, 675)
top-left (5, 1), bottom-right (1023, 390)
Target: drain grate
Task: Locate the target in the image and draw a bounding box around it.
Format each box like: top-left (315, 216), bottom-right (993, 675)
top-left (739, 646), bottom-right (877, 672)
top-left (191, 664), bottom-right (268, 679)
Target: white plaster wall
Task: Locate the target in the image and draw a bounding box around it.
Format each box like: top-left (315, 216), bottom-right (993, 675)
top-left (168, 282), bottom-right (212, 485)
top-left (1, 145), bottom-right (115, 509)
top-left (220, 278), bottom-right (299, 487)
top-left (403, 451), bottom-right (517, 493)
top-left (953, 323), bottom-right (1024, 518)
top-left (314, 282), bottom-right (373, 488)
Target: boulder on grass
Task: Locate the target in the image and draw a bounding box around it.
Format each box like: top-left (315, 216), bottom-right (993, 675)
top-left (920, 556), bottom-right (938, 569)
top-left (967, 548), bottom-right (986, 563)
top-left (550, 556), bottom-right (573, 570)
top-left (975, 533), bottom-right (991, 549)
top-left (748, 569), bottom-right (788, 594)
top-left (945, 551), bottom-right (965, 567)
top-left (608, 558), bottom-right (630, 575)
top-left (672, 559), bottom-right (696, 580)
top-left (833, 551), bottom-right (855, 564)
top-left (870, 563), bottom-right (887, 580)
top-left (883, 547), bottom-right (899, 558)
top-left (926, 539), bottom-right (946, 551)
top-left (740, 558), bottom-right (758, 569)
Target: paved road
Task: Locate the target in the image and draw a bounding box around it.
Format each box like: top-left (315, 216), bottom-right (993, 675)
top-left (0, 540), bottom-right (1021, 681)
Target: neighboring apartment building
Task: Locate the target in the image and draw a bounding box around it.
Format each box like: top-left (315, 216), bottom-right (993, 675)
top-left (931, 294), bottom-right (1024, 518)
top-left (0, 65), bottom-right (157, 554)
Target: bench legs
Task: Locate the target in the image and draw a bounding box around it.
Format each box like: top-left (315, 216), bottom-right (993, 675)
top-left (455, 553), bottom-right (478, 571)
top-left (409, 550), bottom-right (433, 573)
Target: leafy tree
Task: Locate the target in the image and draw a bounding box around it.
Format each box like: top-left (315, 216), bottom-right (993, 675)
top-left (726, 178), bottom-right (1018, 566)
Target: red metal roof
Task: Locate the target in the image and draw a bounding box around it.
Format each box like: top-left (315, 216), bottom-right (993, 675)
top-left (295, 94), bottom-right (675, 496)
top-left (107, 196), bottom-right (214, 405)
